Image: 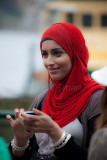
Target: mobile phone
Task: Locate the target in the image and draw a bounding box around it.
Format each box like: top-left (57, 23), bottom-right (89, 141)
top-left (25, 111), bottom-right (35, 132)
top-left (25, 111), bottom-right (35, 115)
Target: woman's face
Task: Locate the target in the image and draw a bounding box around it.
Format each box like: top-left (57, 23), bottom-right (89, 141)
top-left (41, 40), bottom-right (72, 81)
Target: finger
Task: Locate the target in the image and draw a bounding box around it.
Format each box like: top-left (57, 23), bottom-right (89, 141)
top-left (14, 108), bottom-right (20, 113)
top-left (33, 108), bottom-right (45, 116)
top-left (14, 108), bottom-right (20, 118)
top-left (18, 112), bottom-right (24, 120)
top-left (18, 112), bottom-right (31, 123)
top-left (6, 115), bottom-right (15, 126)
top-left (20, 112), bottom-right (34, 119)
top-left (20, 108), bottom-right (25, 112)
top-left (15, 112), bottom-right (20, 118)
top-left (17, 108), bottom-right (25, 118)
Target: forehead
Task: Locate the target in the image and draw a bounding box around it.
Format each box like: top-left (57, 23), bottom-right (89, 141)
top-left (41, 39), bottom-right (62, 50)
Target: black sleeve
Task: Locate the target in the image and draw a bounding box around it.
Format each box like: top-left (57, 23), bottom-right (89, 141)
top-left (54, 137), bottom-right (87, 160)
top-left (54, 114), bottom-right (100, 160)
top-left (8, 135), bottom-right (39, 160)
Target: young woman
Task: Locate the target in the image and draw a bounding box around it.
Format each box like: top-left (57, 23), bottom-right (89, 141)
top-left (88, 66), bottom-right (107, 160)
top-left (6, 22), bottom-right (104, 160)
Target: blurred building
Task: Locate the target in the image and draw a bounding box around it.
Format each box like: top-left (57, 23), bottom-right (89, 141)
top-left (0, 0), bottom-right (49, 98)
top-left (0, 0), bottom-right (107, 98)
top-left (38, 0), bottom-right (107, 71)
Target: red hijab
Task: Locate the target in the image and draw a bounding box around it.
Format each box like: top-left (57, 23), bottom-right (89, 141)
top-left (40, 22), bottom-right (104, 127)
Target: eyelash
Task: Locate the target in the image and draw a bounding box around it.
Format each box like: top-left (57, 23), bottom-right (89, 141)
top-left (42, 51), bottom-right (63, 58)
top-left (42, 52), bottom-right (48, 58)
top-left (54, 51), bottom-right (63, 56)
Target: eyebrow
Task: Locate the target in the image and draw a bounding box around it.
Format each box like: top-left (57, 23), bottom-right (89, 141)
top-left (41, 48), bottom-right (64, 52)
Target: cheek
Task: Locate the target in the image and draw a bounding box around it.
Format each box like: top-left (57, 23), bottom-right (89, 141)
top-left (60, 57), bottom-right (72, 69)
top-left (63, 59), bottom-right (72, 73)
top-left (43, 59), bottom-right (46, 67)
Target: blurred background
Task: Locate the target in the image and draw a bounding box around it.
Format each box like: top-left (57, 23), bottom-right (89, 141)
top-left (0, 0), bottom-right (107, 143)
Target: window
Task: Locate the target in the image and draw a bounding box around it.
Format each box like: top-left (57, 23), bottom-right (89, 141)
top-left (67, 14), bottom-right (73, 24)
top-left (82, 15), bottom-right (92, 27)
top-left (101, 15), bottom-right (107, 26)
top-left (49, 10), bottom-right (57, 25)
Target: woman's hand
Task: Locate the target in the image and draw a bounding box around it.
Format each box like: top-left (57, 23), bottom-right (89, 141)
top-left (6, 108), bottom-right (33, 146)
top-left (20, 108), bottom-right (63, 143)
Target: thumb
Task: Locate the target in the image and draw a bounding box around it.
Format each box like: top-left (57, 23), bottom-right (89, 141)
top-left (6, 115), bottom-right (15, 126)
top-left (33, 108), bottom-right (45, 116)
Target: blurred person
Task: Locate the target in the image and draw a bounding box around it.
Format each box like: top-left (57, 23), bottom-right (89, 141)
top-left (88, 66), bottom-right (107, 160)
top-left (0, 137), bottom-right (12, 160)
top-left (6, 22), bottom-right (104, 160)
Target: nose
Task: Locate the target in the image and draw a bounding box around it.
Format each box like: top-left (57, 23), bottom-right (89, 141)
top-left (45, 55), bottom-right (55, 66)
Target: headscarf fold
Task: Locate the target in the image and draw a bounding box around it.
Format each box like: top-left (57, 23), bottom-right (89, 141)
top-left (40, 22), bottom-right (104, 127)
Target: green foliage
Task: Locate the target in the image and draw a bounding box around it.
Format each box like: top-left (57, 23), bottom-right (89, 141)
top-left (0, 97), bottom-right (34, 111)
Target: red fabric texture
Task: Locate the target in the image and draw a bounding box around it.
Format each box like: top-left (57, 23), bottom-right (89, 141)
top-left (40, 22), bottom-right (104, 127)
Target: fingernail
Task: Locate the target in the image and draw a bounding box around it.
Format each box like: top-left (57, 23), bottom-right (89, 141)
top-left (16, 112), bottom-right (20, 116)
top-left (6, 115), bottom-right (11, 119)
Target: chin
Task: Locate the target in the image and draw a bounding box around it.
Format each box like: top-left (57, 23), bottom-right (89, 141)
top-left (50, 75), bottom-right (63, 81)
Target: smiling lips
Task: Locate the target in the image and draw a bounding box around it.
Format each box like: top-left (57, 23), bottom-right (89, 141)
top-left (48, 67), bottom-right (60, 73)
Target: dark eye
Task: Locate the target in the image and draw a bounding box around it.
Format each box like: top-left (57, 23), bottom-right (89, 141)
top-left (42, 51), bottom-right (48, 58)
top-left (53, 50), bottom-right (63, 57)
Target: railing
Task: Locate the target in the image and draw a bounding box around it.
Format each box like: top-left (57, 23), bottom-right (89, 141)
top-left (0, 110), bottom-right (15, 119)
